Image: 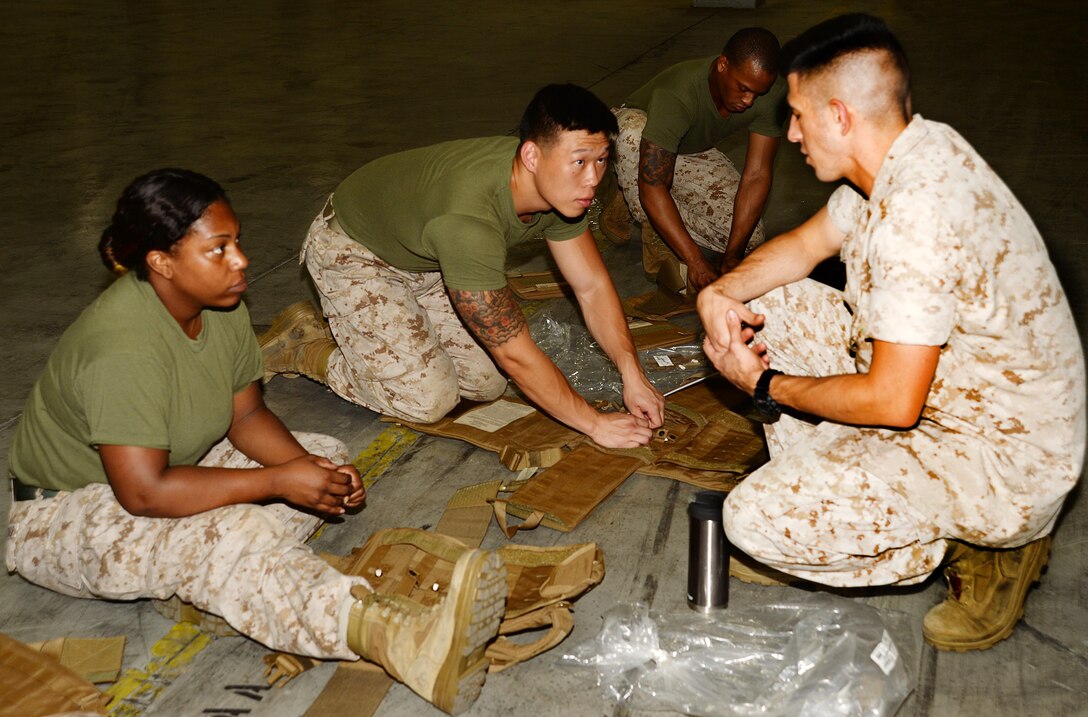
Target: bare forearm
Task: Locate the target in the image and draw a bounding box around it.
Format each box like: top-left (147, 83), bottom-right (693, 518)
top-left (706, 234), bottom-right (818, 306)
top-left (724, 172), bottom-right (772, 260)
top-left (101, 438), bottom-right (357, 519)
top-left (713, 206), bottom-right (843, 306)
top-left (724, 133), bottom-right (780, 265)
top-left (768, 373), bottom-right (921, 427)
top-left (640, 181), bottom-right (704, 265)
top-left (116, 464), bottom-right (283, 518)
top-left (638, 138), bottom-right (708, 268)
top-left (493, 337), bottom-right (601, 435)
top-left (717, 337), bottom-right (937, 429)
top-left (576, 283), bottom-right (642, 381)
top-left (769, 342), bottom-right (939, 428)
top-left (449, 286), bottom-right (600, 434)
top-left (548, 232), bottom-right (664, 430)
top-left (228, 405), bottom-right (308, 467)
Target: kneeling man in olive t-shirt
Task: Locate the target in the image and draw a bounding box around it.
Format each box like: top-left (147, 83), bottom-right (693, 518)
top-left (264, 84), bottom-right (664, 449)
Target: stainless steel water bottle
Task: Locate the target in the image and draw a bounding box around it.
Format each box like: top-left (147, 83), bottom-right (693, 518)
top-left (687, 490), bottom-right (729, 612)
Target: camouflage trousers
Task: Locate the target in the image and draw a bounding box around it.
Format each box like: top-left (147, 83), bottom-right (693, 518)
top-left (611, 108), bottom-right (766, 254)
top-left (5, 432), bottom-right (368, 659)
top-left (302, 198), bottom-right (507, 423)
top-left (724, 279), bottom-right (1051, 587)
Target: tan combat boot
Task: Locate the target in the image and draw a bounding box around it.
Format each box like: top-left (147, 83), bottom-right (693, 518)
top-left (923, 536), bottom-right (1051, 651)
top-left (346, 537), bottom-right (507, 715)
top-left (641, 223), bottom-right (669, 283)
top-left (640, 224), bottom-right (694, 297)
top-left (600, 187), bottom-right (633, 244)
top-left (728, 554), bottom-right (798, 587)
top-left (259, 301), bottom-right (336, 383)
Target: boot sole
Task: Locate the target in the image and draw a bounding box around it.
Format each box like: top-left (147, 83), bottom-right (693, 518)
top-left (258, 300), bottom-right (329, 382)
top-left (434, 550), bottom-right (507, 715)
top-left (923, 539), bottom-right (1050, 652)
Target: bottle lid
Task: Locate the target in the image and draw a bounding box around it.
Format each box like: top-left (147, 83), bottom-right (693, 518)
top-left (688, 499), bottom-right (724, 521)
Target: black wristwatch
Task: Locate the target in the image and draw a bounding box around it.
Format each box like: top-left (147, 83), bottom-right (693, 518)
top-left (753, 369), bottom-right (783, 421)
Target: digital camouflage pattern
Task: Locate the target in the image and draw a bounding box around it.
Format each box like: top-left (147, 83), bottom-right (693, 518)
top-left (6, 432), bottom-right (369, 659)
top-left (612, 108), bottom-right (765, 254)
top-left (302, 200), bottom-right (507, 423)
top-left (725, 117), bottom-right (1085, 587)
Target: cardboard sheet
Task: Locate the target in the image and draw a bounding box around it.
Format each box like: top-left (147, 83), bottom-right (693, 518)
top-left (506, 270), bottom-right (572, 300)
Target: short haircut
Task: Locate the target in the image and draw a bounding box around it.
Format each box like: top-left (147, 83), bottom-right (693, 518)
top-left (783, 13), bottom-right (910, 117)
top-left (99, 168), bottom-right (228, 279)
top-left (518, 84), bottom-right (619, 150)
top-left (722, 27), bottom-right (781, 75)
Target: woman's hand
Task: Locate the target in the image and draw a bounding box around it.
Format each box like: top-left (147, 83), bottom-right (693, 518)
top-left (271, 455), bottom-right (360, 516)
top-left (337, 462), bottom-right (366, 508)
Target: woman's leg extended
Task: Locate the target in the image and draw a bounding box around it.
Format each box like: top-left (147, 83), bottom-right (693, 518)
top-left (6, 433), bottom-right (367, 658)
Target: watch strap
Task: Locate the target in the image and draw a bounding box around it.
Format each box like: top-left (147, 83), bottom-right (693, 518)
top-left (753, 369), bottom-right (783, 420)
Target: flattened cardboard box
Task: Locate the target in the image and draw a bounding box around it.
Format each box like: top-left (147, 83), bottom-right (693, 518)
top-left (506, 270), bottom-right (572, 301)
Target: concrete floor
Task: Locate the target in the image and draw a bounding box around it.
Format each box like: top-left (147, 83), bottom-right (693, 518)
top-left (2, 1), bottom-right (1086, 715)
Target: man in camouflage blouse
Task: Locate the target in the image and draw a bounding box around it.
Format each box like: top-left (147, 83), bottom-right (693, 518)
top-left (697, 14), bottom-right (1085, 651)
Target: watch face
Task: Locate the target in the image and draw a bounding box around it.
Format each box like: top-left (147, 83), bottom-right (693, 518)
top-left (753, 393), bottom-right (780, 420)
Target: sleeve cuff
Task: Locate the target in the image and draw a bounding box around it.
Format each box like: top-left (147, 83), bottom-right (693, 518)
top-left (868, 287), bottom-right (955, 345)
top-left (827, 185), bottom-right (864, 235)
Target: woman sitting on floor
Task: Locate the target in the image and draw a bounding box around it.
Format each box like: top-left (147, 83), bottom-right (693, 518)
top-left (4, 168), bottom-right (505, 715)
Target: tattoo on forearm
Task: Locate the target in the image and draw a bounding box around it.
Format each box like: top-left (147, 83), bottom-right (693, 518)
top-left (639, 139), bottom-right (676, 187)
top-left (449, 287), bottom-right (527, 349)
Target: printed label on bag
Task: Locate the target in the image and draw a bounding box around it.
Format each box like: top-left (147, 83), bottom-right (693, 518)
top-left (870, 630), bottom-right (898, 675)
top-left (454, 400), bottom-right (537, 432)
top-left (653, 355), bottom-right (674, 367)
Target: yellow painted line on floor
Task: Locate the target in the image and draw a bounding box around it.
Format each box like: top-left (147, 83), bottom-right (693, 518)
top-left (106, 622), bottom-right (215, 716)
top-left (352, 424), bottom-right (421, 488)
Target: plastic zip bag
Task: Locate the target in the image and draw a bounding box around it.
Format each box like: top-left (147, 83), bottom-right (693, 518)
top-left (559, 593), bottom-right (915, 717)
top-left (528, 312), bottom-right (710, 401)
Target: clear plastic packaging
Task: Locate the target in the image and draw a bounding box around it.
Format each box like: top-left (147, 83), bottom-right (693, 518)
top-left (639, 344), bottom-right (712, 396)
top-left (559, 593), bottom-right (915, 717)
top-left (529, 312), bottom-right (620, 401)
top-left (528, 312), bottom-right (711, 401)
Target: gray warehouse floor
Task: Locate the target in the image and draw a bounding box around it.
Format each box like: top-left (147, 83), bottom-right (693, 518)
top-left (1, 1), bottom-right (1085, 716)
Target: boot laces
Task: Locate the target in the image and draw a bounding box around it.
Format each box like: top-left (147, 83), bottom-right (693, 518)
top-left (946, 554), bottom-right (995, 604)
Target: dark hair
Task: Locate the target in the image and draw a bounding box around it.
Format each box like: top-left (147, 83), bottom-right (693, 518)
top-left (722, 27), bottom-right (781, 75)
top-left (783, 14), bottom-right (910, 113)
top-left (518, 84), bottom-right (619, 150)
top-left (98, 168), bottom-right (228, 279)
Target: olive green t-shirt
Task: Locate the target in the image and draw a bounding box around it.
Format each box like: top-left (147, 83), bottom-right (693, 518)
top-left (331, 136), bottom-right (588, 291)
top-left (9, 272), bottom-right (263, 491)
top-left (625, 56), bottom-right (788, 155)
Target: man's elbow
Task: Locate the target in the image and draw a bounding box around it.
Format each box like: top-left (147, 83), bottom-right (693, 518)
top-left (637, 180), bottom-right (666, 205)
top-left (741, 168), bottom-right (773, 192)
top-left (875, 398), bottom-right (926, 429)
top-left (488, 341), bottom-right (527, 375)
